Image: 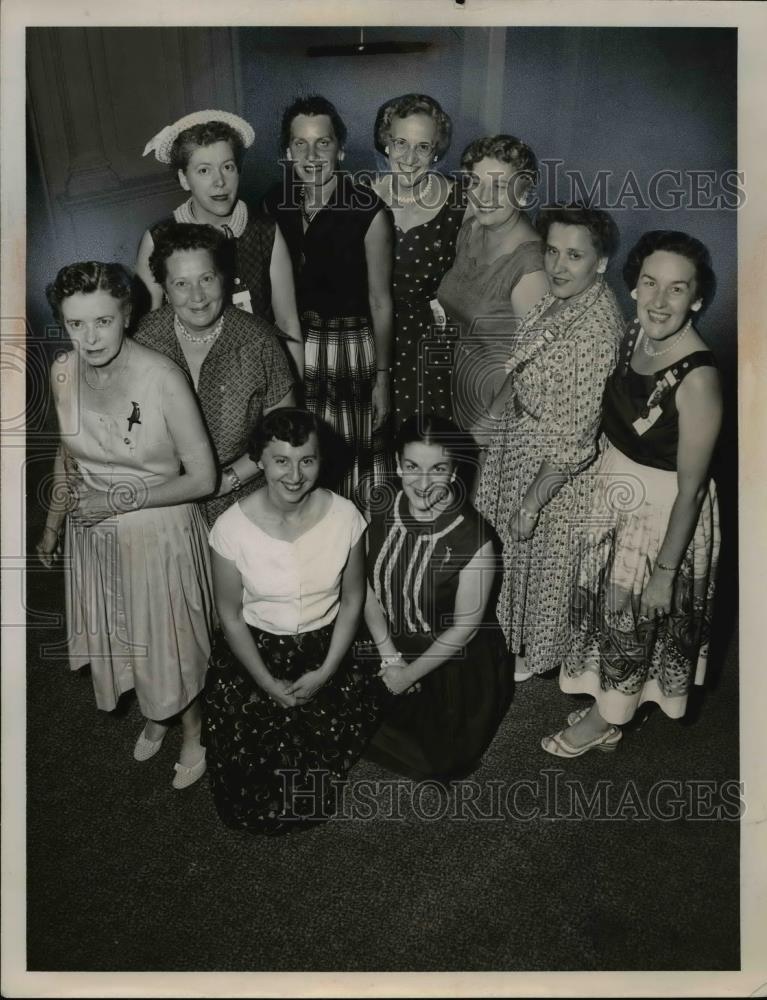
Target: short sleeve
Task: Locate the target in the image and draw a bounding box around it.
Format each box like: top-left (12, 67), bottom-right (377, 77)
top-left (349, 505), bottom-right (368, 548)
top-left (209, 508), bottom-right (241, 562)
top-left (259, 331), bottom-right (294, 408)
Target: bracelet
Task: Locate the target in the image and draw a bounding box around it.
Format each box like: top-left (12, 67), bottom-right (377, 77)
top-left (518, 506), bottom-right (539, 522)
top-left (222, 466), bottom-right (242, 493)
top-left (376, 367), bottom-right (391, 373)
top-left (380, 655), bottom-right (404, 667)
top-left (43, 524), bottom-right (62, 536)
top-left (655, 559), bottom-right (679, 572)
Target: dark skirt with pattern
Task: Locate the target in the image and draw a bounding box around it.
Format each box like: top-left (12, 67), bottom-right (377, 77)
top-left (202, 624), bottom-right (390, 836)
top-left (301, 311), bottom-right (391, 511)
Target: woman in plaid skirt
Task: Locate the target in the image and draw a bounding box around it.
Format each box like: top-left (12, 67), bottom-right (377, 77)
top-left (264, 94), bottom-right (395, 511)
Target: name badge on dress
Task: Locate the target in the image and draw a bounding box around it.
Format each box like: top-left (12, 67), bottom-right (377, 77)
top-left (632, 369), bottom-right (679, 436)
top-left (232, 289), bottom-right (253, 314)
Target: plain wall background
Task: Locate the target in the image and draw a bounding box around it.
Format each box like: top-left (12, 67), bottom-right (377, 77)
top-left (28, 25), bottom-right (737, 370)
top-left (234, 26), bottom-right (736, 370)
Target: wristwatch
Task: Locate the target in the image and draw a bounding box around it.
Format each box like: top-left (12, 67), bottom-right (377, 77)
top-left (222, 466), bottom-right (242, 493)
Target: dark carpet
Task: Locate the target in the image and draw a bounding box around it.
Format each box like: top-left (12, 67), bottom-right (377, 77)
top-left (25, 559), bottom-right (740, 973)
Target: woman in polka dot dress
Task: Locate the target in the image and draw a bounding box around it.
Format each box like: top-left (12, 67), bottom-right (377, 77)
top-left (370, 94), bottom-right (467, 428)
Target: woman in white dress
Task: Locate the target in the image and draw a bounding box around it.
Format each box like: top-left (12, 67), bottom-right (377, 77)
top-left (36, 262), bottom-right (216, 788)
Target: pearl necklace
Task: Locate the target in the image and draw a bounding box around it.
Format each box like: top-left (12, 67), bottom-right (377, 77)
top-left (389, 172), bottom-right (434, 207)
top-left (174, 313), bottom-right (224, 345)
top-left (641, 318), bottom-right (692, 358)
top-left (174, 198), bottom-right (248, 238)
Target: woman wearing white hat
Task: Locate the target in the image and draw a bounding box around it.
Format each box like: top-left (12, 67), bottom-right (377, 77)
top-left (136, 110), bottom-right (304, 377)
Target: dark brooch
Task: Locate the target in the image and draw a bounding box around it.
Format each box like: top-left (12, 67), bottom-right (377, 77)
top-left (127, 401), bottom-right (141, 433)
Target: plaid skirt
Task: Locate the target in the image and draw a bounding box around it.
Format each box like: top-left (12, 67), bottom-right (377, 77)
top-left (302, 311), bottom-right (391, 512)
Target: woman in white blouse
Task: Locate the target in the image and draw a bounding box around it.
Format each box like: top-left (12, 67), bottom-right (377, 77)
top-left (202, 407), bottom-right (387, 835)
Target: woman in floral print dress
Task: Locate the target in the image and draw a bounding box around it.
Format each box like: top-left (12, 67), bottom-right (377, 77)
top-left (474, 205), bottom-right (624, 681)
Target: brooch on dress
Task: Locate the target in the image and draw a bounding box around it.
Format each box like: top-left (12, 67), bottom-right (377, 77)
top-left (632, 371), bottom-right (678, 436)
top-left (127, 401), bottom-right (142, 432)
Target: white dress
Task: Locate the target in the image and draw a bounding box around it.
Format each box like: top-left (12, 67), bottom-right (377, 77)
top-left (54, 350), bottom-right (215, 719)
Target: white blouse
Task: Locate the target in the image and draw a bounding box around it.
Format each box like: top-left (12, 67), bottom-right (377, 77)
top-left (209, 491), bottom-right (367, 635)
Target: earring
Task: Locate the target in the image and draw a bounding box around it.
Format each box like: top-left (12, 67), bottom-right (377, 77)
top-left (384, 146), bottom-right (389, 155)
top-left (630, 288), bottom-right (638, 300)
top-left (691, 301), bottom-right (702, 312)
top-left (597, 261), bottom-right (607, 275)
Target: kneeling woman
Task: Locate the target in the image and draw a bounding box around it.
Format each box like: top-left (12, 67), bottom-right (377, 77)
top-left (542, 231), bottom-right (722, 756)
top-left (203, 408), bottom-right (387, 835)
top-left (363, 414), bottom-right (513, 779)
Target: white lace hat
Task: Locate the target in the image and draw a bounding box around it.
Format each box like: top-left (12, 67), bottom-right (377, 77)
top-left (143, 110), bottom-right (255, 164)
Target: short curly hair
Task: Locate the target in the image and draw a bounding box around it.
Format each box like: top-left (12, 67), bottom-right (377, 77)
top-left (536, 204), bottom-right (620, 261)
top-left (460, 134), bottom-right (539, 191)
top-left (169, 121), bottom-right (246, 174)
top-left (148, 222), bottom-right (232, 286)
top-left (280, 94), bottom-right (347, 153)
top-left (248, 407), bottom-right (324, 463)
top-left (622, 230), bottom-right (716, 312)
top-left (46, 262), bottom-right (133, 322)
top-left (373, 93), bottom-right (452, 160)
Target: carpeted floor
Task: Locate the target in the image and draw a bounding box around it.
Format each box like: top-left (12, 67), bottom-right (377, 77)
top-left (24, 554), bottom-right (740, 973)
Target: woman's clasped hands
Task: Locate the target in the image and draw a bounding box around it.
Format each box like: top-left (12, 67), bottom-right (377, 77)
top-left (378, 654), bottom-right (421, 696)
top-left (264, 667), bottom-right (331, 709)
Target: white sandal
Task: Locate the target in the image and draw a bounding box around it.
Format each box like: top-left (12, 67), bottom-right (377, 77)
top-left (541, 725), bottom-right (622, 758)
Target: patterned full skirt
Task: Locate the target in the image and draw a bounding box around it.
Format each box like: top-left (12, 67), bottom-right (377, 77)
top-left (201, 623), bottom-right (391, 836)
top-left (560, 442), bottom-right (720, 724)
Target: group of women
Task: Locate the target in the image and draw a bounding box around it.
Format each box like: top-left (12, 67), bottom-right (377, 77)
top-left (35, 91), bottom-right (723, 831)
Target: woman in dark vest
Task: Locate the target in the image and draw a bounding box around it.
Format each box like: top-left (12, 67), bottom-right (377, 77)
top-left (136, 110), bottom-right (303, 376)
top-left (264, 94), bottom-right (394, 511)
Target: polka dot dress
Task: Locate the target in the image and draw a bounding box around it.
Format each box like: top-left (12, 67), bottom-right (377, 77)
top-left (391, 187), bottom-right (465, 428)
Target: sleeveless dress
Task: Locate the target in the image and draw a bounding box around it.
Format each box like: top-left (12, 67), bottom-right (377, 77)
top-left (151, 199), bottom-right (275, 321)
top-left (560, 320), bottom-right (721, 723)
top-left (202, 494), bottom-right (390, 835)
top-left (474, 278), bottom-right (624, 672)
top-left (389, 179), bottom-right (467, 427)
top-left (53, 350), bottom-right (215, 720)
top-left (362, 492), bottom-right (513, 779)
top-left (436, 216), bottom-right (545, 433)
top-left (264, 172), bottom-right (391, 511)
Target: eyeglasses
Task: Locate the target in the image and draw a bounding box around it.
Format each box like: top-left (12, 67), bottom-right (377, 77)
top-left (389, 138), bottom-right (435, 159)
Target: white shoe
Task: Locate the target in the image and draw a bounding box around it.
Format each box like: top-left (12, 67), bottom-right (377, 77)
top-left (514, 669), bottom-right (534, 682)
top-left (133, 724), bottom-right (167, 762)
top-left (171, 748), bottom-right (206, 790)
